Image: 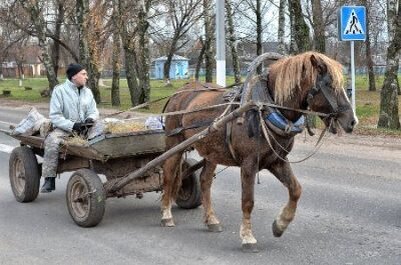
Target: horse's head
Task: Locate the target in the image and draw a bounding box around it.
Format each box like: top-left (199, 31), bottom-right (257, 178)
top-left (306, 53), bottom-right (358, 134)
top-left (269, 52), bottom-right (357, 134)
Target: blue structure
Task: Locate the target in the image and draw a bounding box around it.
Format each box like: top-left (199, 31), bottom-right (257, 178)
top-left (153, 54), bottom-right (189, 80)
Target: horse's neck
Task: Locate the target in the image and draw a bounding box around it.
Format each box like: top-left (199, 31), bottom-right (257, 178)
top-left (270, 89), bottom-right (307, 122)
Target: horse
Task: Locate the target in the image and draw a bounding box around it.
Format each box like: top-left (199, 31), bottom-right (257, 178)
top-left (160, 51), bottom-right (358, 252)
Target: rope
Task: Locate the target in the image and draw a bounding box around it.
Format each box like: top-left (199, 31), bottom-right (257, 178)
top-left (258, 108), bottom-right (329, 164)
top-left (103, 83), bottom-right (243, 118)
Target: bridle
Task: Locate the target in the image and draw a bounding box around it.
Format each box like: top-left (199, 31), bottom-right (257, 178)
top-left (306, 73), bottom-right (351, 124)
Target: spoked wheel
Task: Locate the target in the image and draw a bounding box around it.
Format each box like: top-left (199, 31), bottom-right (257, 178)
top-left (9, 146), bottom-right (40, 202)
top-left (175, 158), bottom-right (202, 209)
top-left (66, 169), bottom-right (106, 227)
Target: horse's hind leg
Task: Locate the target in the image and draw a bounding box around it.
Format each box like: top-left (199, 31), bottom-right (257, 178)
top-left (269, 161), bottom-right (302, 237)
top-left (199, 161), bottom-right (222, 232)
top-left (161, 152), bottom-right (183, 227)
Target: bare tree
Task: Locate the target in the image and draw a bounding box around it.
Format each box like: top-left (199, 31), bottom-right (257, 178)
top-left (110, 0), bottom-right (121, 106)
top-left (194, 36), bottom-right (205, 81)
top-left (77, 0), bottom-right (112, 103)
top-left (161, 0), bottom-right (202, 82)
top-left (377, 0), bottom-right (401, 129)
top-left (277, 0), bottom-right (286, 54)
top-left (117, 0), bottom-right (152, 106)
top-left (203, 0), bottom-right (213, 83)
top-left (289, 0), bottom-right (311, 53)
top-left (51, 0), bottom-right (66, 78)
top-left (16, 0), bottom-right (59, 90)
top-left (226, 0), bottom-right (241, 83)
top-left (311, 0), bottom-right (325, 52)
top-left (362, 0), bottom-right (376, 92)
top-left (386, 0), bottom-right (400, 94)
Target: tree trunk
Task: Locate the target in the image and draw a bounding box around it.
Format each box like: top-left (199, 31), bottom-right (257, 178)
top-left (52, 0), bottom-right (64, 78)
top-left (289, 0), bottom-right (311, 53)
top-left (256, 0), bottom-right (263, 73)
top-left (111, 36), bottom-right (121, 106)
top-left (125, 49), bottom-right (140, 106)
top-left (312, 0), bottom-right (325, 53)
top-left (377, 1), bottom-right (401, 129)
top-left (76, 0), bottom-right (102, 103)
top-left (136, 2), bottom-right (151, 104)
top-left (277, 0), bottom-right (286, 54)
top-left (163, 47), bottom-right (175, 83)
top-left (203, 0), bottom-right (213, 83)
top-left (77, 0), bottom-right (89, 66)
top-left (195, 37), bottom-right (205, 81)
top-left (362, 0), bottom-right (376, 92)
top-left (21, 1), bottom-right (59, 91)
top-left (226, 0), bottom-right (241, 83)
top-left (387, 0), bottom-right (400, 94)
top-left (111, 0), bottom-right (121, 107)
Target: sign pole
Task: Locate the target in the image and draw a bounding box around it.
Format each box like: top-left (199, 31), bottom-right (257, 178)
top-left (350, 40), bottom-right (356, 111)
top-left (339, 5), bottom-right (366, 113)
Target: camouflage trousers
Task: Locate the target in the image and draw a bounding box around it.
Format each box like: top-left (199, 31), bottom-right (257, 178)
top-left (42, 128), bottom-right (70, 179)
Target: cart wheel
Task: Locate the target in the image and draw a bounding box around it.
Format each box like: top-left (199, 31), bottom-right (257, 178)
top-left (9, 146), bottom-right (40, 203)
top-left (66, 169), bottom-right (106, 227)
top-left (176, 158), bottom-right (202, 209)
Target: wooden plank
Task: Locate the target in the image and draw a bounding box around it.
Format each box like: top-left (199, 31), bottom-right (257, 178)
top-left (88, 130), bottom-right (166, 159)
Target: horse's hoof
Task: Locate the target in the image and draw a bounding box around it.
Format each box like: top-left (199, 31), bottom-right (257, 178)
top-left (161, 218), bottom-right (175, 227)
top-left (272, 220), bottom-right (284, 237)
top-left (207, 223), bottom-right (223, 232)
top-left (242, 243), bottom-right (259, 253)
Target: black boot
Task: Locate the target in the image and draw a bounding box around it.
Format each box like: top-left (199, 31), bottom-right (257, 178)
top-left (41, 177), bottom-right (56, 193)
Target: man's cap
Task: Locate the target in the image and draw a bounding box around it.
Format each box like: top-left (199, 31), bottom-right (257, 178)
top-left (66, 63), bottom-right (85, 80)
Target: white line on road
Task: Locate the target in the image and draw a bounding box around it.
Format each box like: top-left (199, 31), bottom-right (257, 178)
top-left (0, 144), bottom-right (14, 154)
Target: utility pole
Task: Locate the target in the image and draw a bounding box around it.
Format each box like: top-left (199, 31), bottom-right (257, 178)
top-left (216, 0), bottom-right (226, 87)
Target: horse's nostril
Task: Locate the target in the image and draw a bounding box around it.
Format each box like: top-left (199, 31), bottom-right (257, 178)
top-left (350, 120), bottom-right (356, 127)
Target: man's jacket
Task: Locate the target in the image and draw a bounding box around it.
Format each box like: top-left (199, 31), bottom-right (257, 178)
top-left (49, 79), bottom-right (99, 132)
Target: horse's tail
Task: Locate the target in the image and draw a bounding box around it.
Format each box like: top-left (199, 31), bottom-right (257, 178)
top-left (170, 156), bottom-right (184, 200)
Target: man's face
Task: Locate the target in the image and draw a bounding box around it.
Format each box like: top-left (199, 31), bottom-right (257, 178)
top-left (72, 70), bottom-right (88, 87)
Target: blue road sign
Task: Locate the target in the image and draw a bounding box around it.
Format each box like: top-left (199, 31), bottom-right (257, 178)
top-left (339, 6), bottom-right (366, 41)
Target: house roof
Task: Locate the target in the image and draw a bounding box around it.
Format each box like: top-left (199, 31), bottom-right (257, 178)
top-left (153, 54), bottom-right (189, 62)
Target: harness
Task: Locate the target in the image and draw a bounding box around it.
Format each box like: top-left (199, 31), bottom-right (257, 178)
top-left (306, 74), bottom-right (352, 124)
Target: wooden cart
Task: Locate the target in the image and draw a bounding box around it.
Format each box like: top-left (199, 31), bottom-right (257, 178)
top-left (6, 101), bottom-right (255, 228)
top-left (8, 129), bottom-right (203, 227)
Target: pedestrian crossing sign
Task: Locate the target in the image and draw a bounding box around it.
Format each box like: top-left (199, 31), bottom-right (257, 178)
top-left (339, 6), bottom-right (366, 41)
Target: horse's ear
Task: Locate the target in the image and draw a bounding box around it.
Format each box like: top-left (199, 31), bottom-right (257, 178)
top-left (310, 54), bottom-right (327, 74)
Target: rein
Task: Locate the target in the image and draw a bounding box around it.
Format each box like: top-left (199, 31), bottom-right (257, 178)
top-left (257, 107), bottom-right (331, 164)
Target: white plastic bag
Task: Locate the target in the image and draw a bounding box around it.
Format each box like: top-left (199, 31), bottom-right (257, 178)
top-left (145, 116), bottom-right (163, 130)
top-left (12, 107), bottom-right (47, 136)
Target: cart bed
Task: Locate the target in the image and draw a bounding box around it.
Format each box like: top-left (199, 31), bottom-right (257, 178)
top-left (11, 129), bottom-right (166, 161)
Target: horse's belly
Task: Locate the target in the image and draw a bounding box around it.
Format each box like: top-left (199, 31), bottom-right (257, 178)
top-left (192, 135), bottom-right (239, 166)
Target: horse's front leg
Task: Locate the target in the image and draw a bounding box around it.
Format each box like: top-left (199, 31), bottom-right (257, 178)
top-left (269, 161), bottom-right (302, 237)
top-left (239, 165), bottom-right (259, 252)
top-left (200, 161), bottom-right (222, 232)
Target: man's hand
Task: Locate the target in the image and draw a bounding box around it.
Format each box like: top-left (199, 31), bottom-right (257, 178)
top-left (85, 118), bottom-right (95, 125)
top-left (72, 122), bottom-right (85, 134)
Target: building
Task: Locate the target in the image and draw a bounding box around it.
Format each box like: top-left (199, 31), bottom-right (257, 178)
top-left (153, 54), bottom-right (189, 80)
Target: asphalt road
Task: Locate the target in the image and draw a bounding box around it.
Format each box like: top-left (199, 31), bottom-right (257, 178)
top-left (0, 104), bottom-right (401, 265)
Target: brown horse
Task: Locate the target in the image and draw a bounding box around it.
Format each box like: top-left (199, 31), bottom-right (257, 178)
top-left (160, 51), bottom-right (358, 252)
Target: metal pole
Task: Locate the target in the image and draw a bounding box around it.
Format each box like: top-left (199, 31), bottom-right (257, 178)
top-left (350, 41), bottom-right (356, 111)
top-left (216, 0), bottom-right (226, 87)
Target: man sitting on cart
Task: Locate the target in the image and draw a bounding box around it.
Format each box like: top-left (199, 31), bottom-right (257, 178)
top-left (41, 63), bottom-right (99, 193)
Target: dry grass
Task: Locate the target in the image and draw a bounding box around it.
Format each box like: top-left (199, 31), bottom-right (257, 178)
top-left (354, 89), bottom-right (401, 137)
top-left (104, 120), bottom-right (145, 134)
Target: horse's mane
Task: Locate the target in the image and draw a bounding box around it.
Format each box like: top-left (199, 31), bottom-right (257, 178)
top-left (270, 51), bottom-right (344, 104)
